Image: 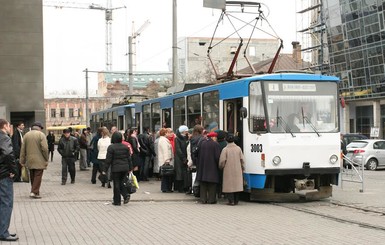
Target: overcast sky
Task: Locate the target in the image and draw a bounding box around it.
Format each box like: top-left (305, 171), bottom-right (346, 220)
top-left (43, 0), bottom-right (298, 95)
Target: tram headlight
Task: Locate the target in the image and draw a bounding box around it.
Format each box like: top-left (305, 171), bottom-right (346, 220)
top-left (329, 154), bottom-right (338, 164)
top-left (272, 156), bottom-right (281, 166)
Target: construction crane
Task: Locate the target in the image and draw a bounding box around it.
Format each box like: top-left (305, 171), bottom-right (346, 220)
top-left (43, 0), bottom-right (126, 71)
top-left (131, 20), bottom-right (150, 71)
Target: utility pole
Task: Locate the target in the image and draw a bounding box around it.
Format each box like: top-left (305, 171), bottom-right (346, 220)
top-left (84, 68), bottom-right (89, 126)
top-left (172, 0), bottom-right (178, 87)
top-left (128, 36), bottom-right (133, 95)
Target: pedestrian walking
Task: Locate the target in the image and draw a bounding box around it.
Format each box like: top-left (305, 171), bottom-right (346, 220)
top-left (97, 127), bottom-right (111, 188)
top-left (126, 128), bottom-right (141, 178)
top-left (78, 128), bottom-right (88, 170)
top-left (90, 127), bottom-right (103, 184)
top-left (57, 128), bottom-right (79, 185)
top-left (86, 127), bottom-right (93, 167)
top-left (102, 132), bottom-right (132, 206)
top-left (219, 133), bottom-right (245, 206)
top-left (196, 131), bottom-right (220, 204)
top-left (46, 131), bottom-right (55, 162)
top-left (19, 121), bottom-right (49, 199)
top-left (11, 121), bottom-right (24, 182)
top-left (0, 119), bottom-right (19, 242)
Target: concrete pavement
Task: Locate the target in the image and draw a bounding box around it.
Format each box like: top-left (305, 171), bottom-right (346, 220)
top-left (6, 150), bottom-right (385, 244)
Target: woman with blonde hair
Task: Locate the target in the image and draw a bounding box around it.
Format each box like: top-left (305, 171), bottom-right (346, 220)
top-left (157, 128), bottom-right (174, 192)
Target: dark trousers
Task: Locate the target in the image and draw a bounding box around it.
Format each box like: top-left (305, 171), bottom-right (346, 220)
top-left (91, 163), bottom-right (103, 183)
top-left (112, 172), bottom-right (129, 204)
top-left (200, 181), bottom-right (217, 204)
top-left (61, 158), bottom-right (76, 183)
top-left (49, 150), bottom-right (54, 162)
top-left (86, 149), bottom-right (91, 165)
top-left (0, 177), bottom-right (13, 238)
top-left (139, 155), bottom-right (151, 181)
top-left (161, 175), bottom-right (173, 192)
top-left (30, 169), bottom-right (44, 195)
top-left (226, 192), bottom-right (240, 205)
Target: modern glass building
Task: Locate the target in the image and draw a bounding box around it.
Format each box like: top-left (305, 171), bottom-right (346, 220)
top-left (322, 0), bottom-right (385, 137)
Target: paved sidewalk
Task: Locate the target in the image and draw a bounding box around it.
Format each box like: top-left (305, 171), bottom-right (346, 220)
top-left (6, 151), bottom-right (385, 244)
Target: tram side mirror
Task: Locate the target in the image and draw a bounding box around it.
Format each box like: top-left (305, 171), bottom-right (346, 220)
top-left (240, 107), bottom-right (247, 119)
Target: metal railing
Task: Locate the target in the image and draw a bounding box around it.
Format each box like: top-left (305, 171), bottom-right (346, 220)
top-left (340, 153), bottom-right (365, 192)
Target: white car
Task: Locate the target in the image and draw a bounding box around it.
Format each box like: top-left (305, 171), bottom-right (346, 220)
top-left (345, 139), bottom-right (385, 170)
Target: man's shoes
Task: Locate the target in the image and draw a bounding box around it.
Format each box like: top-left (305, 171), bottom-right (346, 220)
top-left (0, 235), bottom-right (19, 241)
top-left (29, 192), bottom-right (41, 198)
top-left (61, 182), bottom-right (66, 185)
top-left (123, 196), bottom-right (130, 204)
top-left (70, 180), bottom-right (75, 184)
top-left (107, 182), bottom-right (111, 188)
top-left (111, 202), bottom-right (121, 206)
top-left (10, 233), bottom-right (17, 237)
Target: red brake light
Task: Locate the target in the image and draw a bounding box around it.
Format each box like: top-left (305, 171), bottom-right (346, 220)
top-left (353, 149), bottom-right (365, 154)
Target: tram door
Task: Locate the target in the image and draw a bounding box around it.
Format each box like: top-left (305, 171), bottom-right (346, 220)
top-left (224, 98), bottom-right (243, 150)
top-left (162, 108), bottom-right (171, 128)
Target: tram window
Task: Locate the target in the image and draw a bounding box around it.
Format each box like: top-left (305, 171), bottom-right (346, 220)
top-left (173, 97), bottom-right (186, 130)
top-left (151, 103), bottom-right (161, 132)
top-left (187, 95), bottom-right (201, 128)
top-left (143, 104), bottom-right (151, 131)
top-left (203, 91), bottom-right (219, 132)
top-left (249, 82), bottom-right (266, 133)
top-left (125, 108), bottom-right (134, 129)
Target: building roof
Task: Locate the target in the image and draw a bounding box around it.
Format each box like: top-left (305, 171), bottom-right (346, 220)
top-left (237, 54), bottom-right (311, 74)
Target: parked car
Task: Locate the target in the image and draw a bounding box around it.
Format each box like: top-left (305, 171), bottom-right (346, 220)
top-left (345, 139), bottom-right (385, 170)
top-left (342, 133), bottom-right (368, 146)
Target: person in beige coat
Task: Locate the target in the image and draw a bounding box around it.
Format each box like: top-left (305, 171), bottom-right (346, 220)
top-left (219, 133), bottom-right (245, 206)
top-left (20, 122), bottom-right (49, 199)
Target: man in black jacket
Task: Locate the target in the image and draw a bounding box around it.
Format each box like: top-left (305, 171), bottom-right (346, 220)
top-left (0, 119), bottom-right (19, 241)
top-left (138, 127), bottom-right (155, 181)
top-left (11, 121), bottom-right (24, 182)
top-left (57, 128), bottom-right (79, 185)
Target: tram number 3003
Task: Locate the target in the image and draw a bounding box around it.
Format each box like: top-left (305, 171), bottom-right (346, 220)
top-left (250, 144), bottom-right (263, 153)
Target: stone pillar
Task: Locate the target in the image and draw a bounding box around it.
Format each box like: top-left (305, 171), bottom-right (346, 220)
top-left (373, 100), bottom-right (381, 138)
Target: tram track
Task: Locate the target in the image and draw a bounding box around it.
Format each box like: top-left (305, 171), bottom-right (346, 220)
top-left (273, 202), bottom-right (385, 232)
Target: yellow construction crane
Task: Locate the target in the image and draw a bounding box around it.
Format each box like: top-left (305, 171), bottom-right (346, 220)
top-left (44, 0), bottom-right (126, 71)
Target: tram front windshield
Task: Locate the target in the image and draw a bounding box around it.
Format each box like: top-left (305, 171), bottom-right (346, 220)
top-left (249, 81), bottom-right (339, 133)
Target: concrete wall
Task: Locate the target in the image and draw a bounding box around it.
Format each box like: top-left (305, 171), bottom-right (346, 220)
top-left (0, 0), bottom-right (45, 127)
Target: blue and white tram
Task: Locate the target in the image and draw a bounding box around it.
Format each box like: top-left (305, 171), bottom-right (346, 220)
top-left (135, 72), bottom-right (340, 201)
top-left (90, 104), bottom-right (136, 132)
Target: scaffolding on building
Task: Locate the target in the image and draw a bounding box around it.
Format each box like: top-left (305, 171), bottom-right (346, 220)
top-left (296, 0), bottom-right (329, 73)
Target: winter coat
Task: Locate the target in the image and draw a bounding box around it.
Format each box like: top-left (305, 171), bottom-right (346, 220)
top-left (90, 134), bottom-right (101, 164)
top-left (138, 132), bottom-right (155, 157)
top-left (196, 138), bottom-right (220, 183)
top-left (47, 134), bottom-right (55, 152)
top-left (11, 129), bottom-right (23, 158)
top-left (153, 137), bottom-right (160, 173)
top-left (104, 143), bottom-right (132, 173)
top-left (20, 129), bottom-right (49, 170)
top-left (174, 130), bottom-right (188, 181)
top-left (0, 131), bottom-right (17, 179)
top-left (97, 136), bottom-right (111, 160)
top-left (219, 142), bottom-right (245, 193)
top-left (127, 136), bottom-right (140, 167)
top-left (58, 136), bottom-right (79, 158)
top-left (157, 136), bottom-right (173, 167)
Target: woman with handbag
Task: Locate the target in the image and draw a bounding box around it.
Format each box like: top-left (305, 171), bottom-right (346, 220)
top-left (157, 128), bottom-right (174, 193)
top-left (97, 127), bottom-right (111, 188)
top-left (103, 132), bottom-right (132, 206)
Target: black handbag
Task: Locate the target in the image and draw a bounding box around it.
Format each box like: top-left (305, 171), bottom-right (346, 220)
top-left (123, 175), bottom-right (136, 194)
top-left (160, 164), bottom-right (174, 176)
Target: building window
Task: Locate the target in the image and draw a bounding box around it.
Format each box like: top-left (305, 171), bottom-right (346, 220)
top-left (69, 108), bottom-right (74, 118)
top-left (60, 108), bottom-right (65, 118)
top-left (51, 109), bottom-right (56, 118)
